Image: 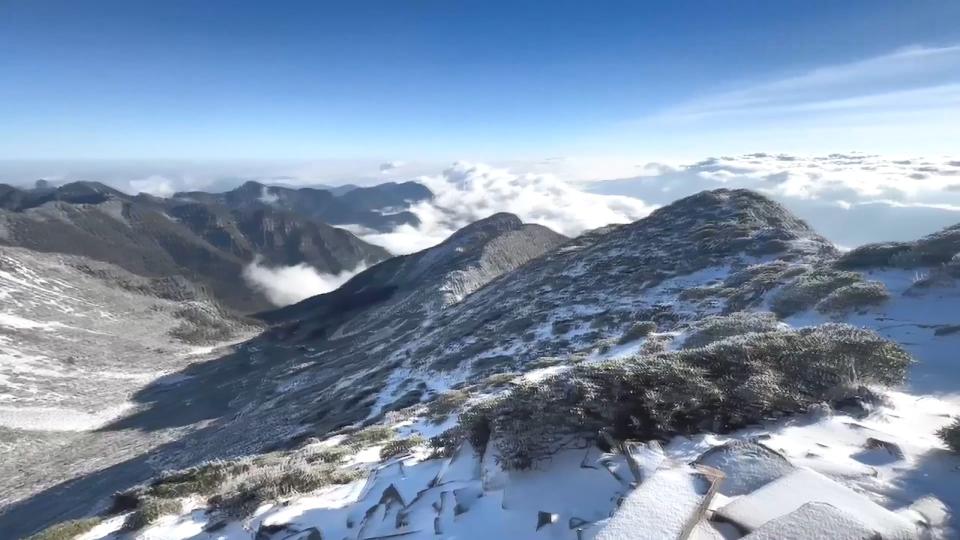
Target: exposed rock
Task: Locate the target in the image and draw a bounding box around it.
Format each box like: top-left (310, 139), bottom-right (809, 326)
top-left (716, 468), bottom-right (916, 537)
top-left (694, 441), bottom-right (794, 496)
top-left (740, 502), bottom-right (879, 540)
top-left (594, 464), bottom-right (724, 540)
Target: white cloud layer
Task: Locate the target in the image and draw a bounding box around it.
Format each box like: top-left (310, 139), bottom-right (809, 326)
top-left (590, 153), bottom-right (960, 247)
top-left (351, 162), bottom-right (654, 254)
top-left (242, 257), bottom-right (367, 306)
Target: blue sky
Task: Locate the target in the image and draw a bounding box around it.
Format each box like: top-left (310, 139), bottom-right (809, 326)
top-left (1, 1), bottom-right (959, 166)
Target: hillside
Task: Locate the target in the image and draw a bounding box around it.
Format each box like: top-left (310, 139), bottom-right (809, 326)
top-left (0, 181), bottom-right (390, 313)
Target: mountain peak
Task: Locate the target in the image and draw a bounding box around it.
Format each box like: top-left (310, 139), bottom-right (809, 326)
top-left (443, 212), bottom-right (523, 243)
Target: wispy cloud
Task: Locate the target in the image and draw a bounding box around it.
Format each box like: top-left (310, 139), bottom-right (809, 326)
top-left (660, 45), bottom-right (960, 122)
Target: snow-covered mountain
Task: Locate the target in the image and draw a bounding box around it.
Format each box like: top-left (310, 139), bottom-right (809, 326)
top-left (3, 189), bottom-right (960, 540)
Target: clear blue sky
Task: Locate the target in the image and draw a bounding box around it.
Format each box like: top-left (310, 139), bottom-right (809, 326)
top-left (2, 1), bottom-right (959, 162)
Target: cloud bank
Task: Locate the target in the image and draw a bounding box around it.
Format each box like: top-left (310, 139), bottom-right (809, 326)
top-left (242, 258), bottom-right (368, 306)
top-left (351, 162), bottom-right (654, 254)
top-left (590, 153), bottom-right (960, 248)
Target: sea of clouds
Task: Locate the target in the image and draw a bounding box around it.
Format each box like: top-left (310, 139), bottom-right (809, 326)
top-left (589, 153), bottom-right (960, 248)
top-left (347, 162), bottom-right (654, 254)
top-left (242, 257), bottom-right (369, 306)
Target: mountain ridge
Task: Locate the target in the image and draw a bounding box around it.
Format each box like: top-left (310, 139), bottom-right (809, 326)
top-left (0, 181), bottom-right (390, 312)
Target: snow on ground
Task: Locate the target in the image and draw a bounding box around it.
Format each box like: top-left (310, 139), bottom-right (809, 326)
top-left (0, 403), bottom-right (137, 431)
top-left (37, 268), bottom-right (960, 539)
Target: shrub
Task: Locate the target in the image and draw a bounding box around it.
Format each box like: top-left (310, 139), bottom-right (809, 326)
top-left (125, 497), bottom-right (183, 530)
top-left (429, 427), bottom-right (464, 458)
top-left (482, 372), bottom-right (519, 389)
top-left (210, 457), bottom-right (362, 517)
top-left (526, 356), bottom-right (567, 370)
top-left (142, 461), bottom-right (245, 499)
top-left (305, 445), bottom-right (350, 464)
top-left (460, 323), bottom-right (911, 470)
top-left (111, 451), bottom-right (366, 523)
top-left (617, 321), bottom-right (657, 344)
top-left (770, 268), bottom-right (864, 317)
top-left (426, 390), bottom-right (470, 424)
top-left (638, 335), bottom-right (673, 355)
top-left (938, 418), bottom-right (960, 453)
top-left (379, 435), bottom-right (426, 460)
top-left (343, 425), bottom-right (395, 450)
top-left (836, 242), bottom-right (913, 269)
top-left (27, 517), bottom-right (102, 540)
top-left (815, 281), bottom-right (889, 314)
top-left (683, 311), bottom-right (781, 349)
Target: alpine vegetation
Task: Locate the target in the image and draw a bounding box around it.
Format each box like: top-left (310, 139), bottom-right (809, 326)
top-left (940, 418), bottom-right (960, 454)
top-left (113, 451), bottom-right (365, 525)
top-left (458, 324), bottom-right (911, 470)
top-left (814, 280), bottom-right (890, 314)
top-left (770, 268), bottom-right (867, 317)
top-left (681, 311), bottom-right (782, 349)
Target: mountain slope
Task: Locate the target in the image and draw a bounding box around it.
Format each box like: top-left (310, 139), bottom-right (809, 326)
top-left (0, 182), bottom-right (390, 312)
top-left (6, 189), bottom-right (960, 539)
top-left (0, 246), bottom-right (260, 511)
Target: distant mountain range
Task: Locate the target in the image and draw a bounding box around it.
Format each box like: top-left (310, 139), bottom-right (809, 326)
top-left (0, 180), bottom-right (420, 312)
top-left (173, 179), bottom-right (433, 232)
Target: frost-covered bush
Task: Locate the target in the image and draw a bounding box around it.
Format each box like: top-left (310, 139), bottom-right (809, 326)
top-left (112, 450), bottom-right (365, 523)
top-left (209, 457), bottom-right (362, 517)
top-left (461, 324), bottom-right (911, 470)
top-left (379, 435), bottom-right (426, 460)
top-left (26, 518), bottom-right (102, 540)
top-left (426, 390), bottom-right (469, 424)
top-left (683, 311), bottom-right (781, 349)
top-left (343, 425), bottom-right (395, 450)
top-left (305, 445), bottom-right (350, 464)
top-left (770, 268), bottom-right (864, 317)
top-left (938, 418), bottom-right (960, 454)
top-left (617, 321), bottom-right (657, 344)
top-left (836, 242), bottom-right (913, 269)
top-left (678, 261), bottom-right (808, 312)
top-left (124, 497), bottom-right (183, 530)
top-left (815, 281), bottom-right (889, 314)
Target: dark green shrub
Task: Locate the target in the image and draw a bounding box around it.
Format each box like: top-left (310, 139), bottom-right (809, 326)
top-left (771, 269), bottom-right (864, 316)
top-left (617, 321), bottom-right (657, 344)
top-left (343, 425), bottom-right (394, 450)
top-left (938, 418), bottom-right (960, 453)
top-left (306, 445), bottom-right (350, 464)
top-left (379, 435), bottom-right (426, 460)
top-left (815, 281), bottom-right (889, 314)
top-left (461, 324), bottom-right (911, 470)
top-left (836, 242), bottom-right (913, 269)
top-left (683, 311), bottom-right (780, 349)
top-left (125, 497), bottom-right (183, 530)
top-left (426, 390), bottom-right (470, 424)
